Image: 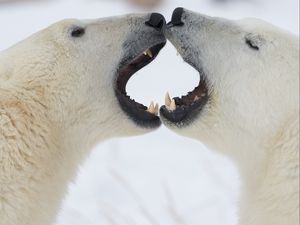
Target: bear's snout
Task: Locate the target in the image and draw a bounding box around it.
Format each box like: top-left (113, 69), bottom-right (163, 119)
top-left (145, 13), bottom-right (166, 31)
top-left (168, 7), bottom-right (185, 27)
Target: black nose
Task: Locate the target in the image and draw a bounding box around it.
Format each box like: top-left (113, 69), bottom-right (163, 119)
top-left (145, 13), bottom-right (166, 31)
top-left (168, 7), bottom-right (184, 26)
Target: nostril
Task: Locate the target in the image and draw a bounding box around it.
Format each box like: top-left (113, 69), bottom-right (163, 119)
top-left (168, 7), bottom-right (184, 27)
top-left (145, 13), bottom-right (166, 31)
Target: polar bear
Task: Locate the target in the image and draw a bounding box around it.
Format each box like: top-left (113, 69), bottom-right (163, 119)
top-left (160, 8), bottom-right (299, 225)
top-left (0, 13), bottom-right (166, 225)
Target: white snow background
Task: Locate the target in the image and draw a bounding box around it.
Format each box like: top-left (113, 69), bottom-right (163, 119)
top-left (0, 0), bottom-right (298, 225)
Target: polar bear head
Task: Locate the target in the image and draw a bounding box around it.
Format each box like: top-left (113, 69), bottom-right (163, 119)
top-left (160, 8), bottom-right (299, 155)
top-left (0, 14), bottom-right (166, 148)
top-left (0, 14), bottom-right (168, 225)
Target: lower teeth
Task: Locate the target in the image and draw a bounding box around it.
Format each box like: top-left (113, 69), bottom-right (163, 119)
top-left (146, 101), bottom-right (159, 115)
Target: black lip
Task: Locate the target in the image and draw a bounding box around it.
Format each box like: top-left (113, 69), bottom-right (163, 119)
top-left (160, 73), bottom-right (209, 127)
top-left (115, 42), bottom-right (166, 128)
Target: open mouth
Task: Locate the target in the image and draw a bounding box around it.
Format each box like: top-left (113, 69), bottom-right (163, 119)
top-left (160, 65), bottom-right (209, 127)
top-left (115, 42), bottom-right (166, 128)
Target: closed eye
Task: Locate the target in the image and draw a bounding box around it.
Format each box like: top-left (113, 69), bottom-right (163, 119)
top-left (245, 38), bottom-right (259, 50)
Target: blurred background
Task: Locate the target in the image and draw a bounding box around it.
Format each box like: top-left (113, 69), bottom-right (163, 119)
top-left (0, 0), bottom-right (298, 225)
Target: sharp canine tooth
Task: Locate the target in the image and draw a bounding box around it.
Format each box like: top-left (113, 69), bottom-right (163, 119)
top-left (165, 92), bottom-right (172, 107)
top-left (144, 49), bottom-right (153, 58)
top-left (169, 99), bottom-right (176, 111)
top-left (147, 101), bottom-right (155, 114)
top-left (154, 103), bottom-right (159, 116)
top-left (194, 96), bottom-right (200, 101)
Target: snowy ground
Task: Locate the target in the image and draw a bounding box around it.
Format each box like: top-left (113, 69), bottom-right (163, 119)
top-left (0, 0), bottom-right (298, 225)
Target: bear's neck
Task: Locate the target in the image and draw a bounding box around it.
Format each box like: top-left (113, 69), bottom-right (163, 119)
top-left (0, 90), bottom-right (97, 225)
top-left (0, 131), bottom-right (93, 225)
top-left (237, 116), bottom-right (299, 225)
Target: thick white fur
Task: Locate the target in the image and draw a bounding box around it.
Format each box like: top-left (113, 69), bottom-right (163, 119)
top-left (164, 10), bottom-right (299, 225)
top-left (0, 15), bottom-right (158, 225)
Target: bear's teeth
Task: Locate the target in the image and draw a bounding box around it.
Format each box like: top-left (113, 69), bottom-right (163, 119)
top-left (165, 92), bottom-right (172, 107)
top-left (147, 101), bottom-right (155, 113)
top-left (165, 93), bottom-right (176, 111)
top-left (169, 99), bottom-right (176, 111)
top-left (147, 101), bottom-right (158, 115)
top-left (194, 96), bottom-right (200, 101)
top-left (154, 103), bottom-right (159, 116)
top-left (143, 49), bottom-right (153, 58)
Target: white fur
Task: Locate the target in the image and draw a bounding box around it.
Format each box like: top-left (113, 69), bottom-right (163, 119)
top-left (164, 10), bottom-right (299, 225)
top-left (0, 15), bottom-right (159, 225)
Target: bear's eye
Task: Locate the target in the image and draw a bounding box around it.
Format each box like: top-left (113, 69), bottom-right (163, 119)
top-left (71, 27), bottom-right (85, 38)
top-left (246, 38), bottom-right (259, 50)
